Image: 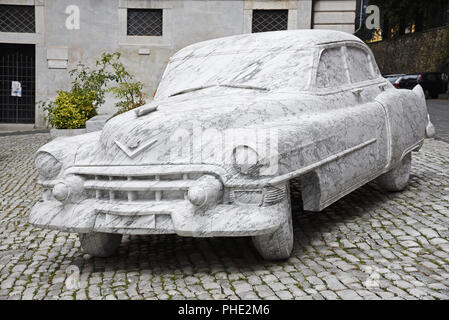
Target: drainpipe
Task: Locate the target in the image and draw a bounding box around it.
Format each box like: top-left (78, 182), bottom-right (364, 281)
top-left (354, 0), bottom-right (365, 34)
top-left (311, 0), bottom-right (315, 29)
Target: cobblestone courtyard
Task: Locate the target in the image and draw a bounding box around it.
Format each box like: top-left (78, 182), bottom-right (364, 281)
top-left (0, 133), bottom-right (449, 300)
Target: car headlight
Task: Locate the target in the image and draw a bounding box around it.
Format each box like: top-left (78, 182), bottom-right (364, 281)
top-left (53, 182), bottom-right (70, 202)
top-left (188, 175), bottom-right (223, 208)
top-left (233, 146), bottom-right (261, 176)
top-left (35, 152), bottom-right (62, 179)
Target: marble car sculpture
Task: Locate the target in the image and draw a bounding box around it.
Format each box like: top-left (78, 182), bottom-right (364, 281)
top-left (30, 30), bottom-right (435, 260)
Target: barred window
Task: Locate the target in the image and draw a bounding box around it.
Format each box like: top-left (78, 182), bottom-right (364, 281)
top-left (0, 5), bottom-right (35, 33)
top-left (127, 9), bottom-right (163, 36)
top-left (252, 10), bottom-right (288, 33)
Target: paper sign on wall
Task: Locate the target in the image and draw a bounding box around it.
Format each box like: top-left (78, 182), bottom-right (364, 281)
top-left (11, 81), bottom-right (22, 97)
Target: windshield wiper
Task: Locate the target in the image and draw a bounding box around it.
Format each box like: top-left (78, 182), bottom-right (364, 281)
top-left (169, 85), bottom-right (216, 97)
top-left (219, 84), bottom-right (269, 91)
top-left (169, 83), bottom-right (269, 97)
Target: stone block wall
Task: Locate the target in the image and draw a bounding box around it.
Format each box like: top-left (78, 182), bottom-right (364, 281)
top-left (368, 26), bottom-right (449, 75)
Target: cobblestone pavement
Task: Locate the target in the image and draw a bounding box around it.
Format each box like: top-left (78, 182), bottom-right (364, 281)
top-left (1, 133), bottom-right (449, 300)
top-left (428, 99), bottom-right (449, 143)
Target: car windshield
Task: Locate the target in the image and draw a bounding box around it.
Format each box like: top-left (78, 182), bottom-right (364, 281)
top-left (155, 49), bottom-right (314, 99)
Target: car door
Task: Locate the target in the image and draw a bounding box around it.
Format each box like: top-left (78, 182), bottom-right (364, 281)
top-left (302, 44), bottom-right (390, 211)
top-left (342, 44), bottom-right (390, 175)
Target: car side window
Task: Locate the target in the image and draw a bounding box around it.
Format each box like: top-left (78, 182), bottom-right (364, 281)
top-left (346, 46), bottom-right (378, 83)
top-left (316, 47), bottom-right (349, 89)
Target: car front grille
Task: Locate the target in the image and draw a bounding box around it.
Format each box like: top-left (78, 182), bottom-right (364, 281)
top-left (78, 172), bottom-right (204, 203)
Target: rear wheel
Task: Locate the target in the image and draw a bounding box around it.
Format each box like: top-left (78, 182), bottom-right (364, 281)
top-left (252, 185), bottom-right (293, 260)
top-left (79, 232), bottom-right (122, 257)
top-left (377, 153), bottom-right (412, 192)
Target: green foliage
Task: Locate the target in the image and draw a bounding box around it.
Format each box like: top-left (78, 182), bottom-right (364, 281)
top-left (40, 51), bottom-right (145, 129)
top-left (109, 81), bottom-right (146, 116)
top-left (43, 90), bottom-right (97, 129)
top-left (69, 52), bottom-right (132, 107)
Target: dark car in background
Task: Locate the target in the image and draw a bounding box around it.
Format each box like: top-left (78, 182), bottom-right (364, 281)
top-left (384, 74), bottom-right (405, 85)
top-left (391, 72), bottom-right (448, 99)
top-left (393, 74), bottom-right (419, 90)
top-left (417, 72), bottom-right (447, 99)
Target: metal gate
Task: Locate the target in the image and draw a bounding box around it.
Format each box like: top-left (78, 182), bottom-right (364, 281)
top-left (0, 44), bottom-right (35, 124)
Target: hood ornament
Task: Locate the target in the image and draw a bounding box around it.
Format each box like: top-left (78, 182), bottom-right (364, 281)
top-left (127, 137), bottom-right (141, 150)
top-left (135, 105), bottom-right (158, 118)
top-left (115, 138), bottom-right (158, 159)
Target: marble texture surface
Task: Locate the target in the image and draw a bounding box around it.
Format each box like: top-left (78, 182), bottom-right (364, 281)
top-left (85, 115), bottom-right (112, 133)
top-left (30, 30), bottom-right (433, 242)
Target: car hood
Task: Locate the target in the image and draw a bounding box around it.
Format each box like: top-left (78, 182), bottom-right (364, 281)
top-left (74, 91), bottom-right (315, 166)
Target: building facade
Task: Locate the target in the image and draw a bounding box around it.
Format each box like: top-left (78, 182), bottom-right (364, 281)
top-left (0, 0), bottom-right (357, 128)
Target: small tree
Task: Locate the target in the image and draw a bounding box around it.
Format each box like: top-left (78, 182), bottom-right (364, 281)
top-left (41, 52), bottom-right (146, 129)
top-left (109, 81), bottom-right (146, 116)
top-left (69, 52), bottom-right (132, 107)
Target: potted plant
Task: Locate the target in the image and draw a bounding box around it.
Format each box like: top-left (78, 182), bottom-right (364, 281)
top-left (41, 52), bottom-right (141, 138)
top-left (43, 89), bottom-right (97, 139)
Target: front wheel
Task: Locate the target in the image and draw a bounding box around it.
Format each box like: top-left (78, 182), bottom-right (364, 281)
top-left (252, 186), bottom-right (293, 260)
top-left (79, 232), bottom-right (123, 257)
top-left (376, 153), bottom-right (412, 192)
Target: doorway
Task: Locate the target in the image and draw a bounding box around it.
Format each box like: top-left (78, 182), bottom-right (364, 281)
top-left (0, 43), bottom-right (35, 124)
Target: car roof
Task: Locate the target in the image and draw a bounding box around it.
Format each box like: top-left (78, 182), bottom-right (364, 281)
top-left (402, 74), bottom-right (419, 79)
top-left (171, 29), bottom-right (365, 61)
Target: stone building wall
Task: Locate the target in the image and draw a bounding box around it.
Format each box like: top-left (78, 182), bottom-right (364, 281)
top-left (0, 0), bottom-right (357, 127)
top-left (368, 26), bottom-right (449, 75)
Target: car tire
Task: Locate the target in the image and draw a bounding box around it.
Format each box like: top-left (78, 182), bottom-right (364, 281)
top-left (376, 153), bottom-right (412, 192)
top-left (79, 232), bottom-right (123, 257)
top-left (431, 92), bottom-right (439, 99)
top-left (252, 185), bottom-right (294, 260)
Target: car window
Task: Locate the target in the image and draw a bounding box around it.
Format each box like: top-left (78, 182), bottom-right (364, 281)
top-left (346, 46), bottom-right (377, 83)
top-left (426, 74), bottom-right (437, 81)
top-left (316, 47), bottom-right (349, 88)
top-left (156, 49), bottom-right (314, 99)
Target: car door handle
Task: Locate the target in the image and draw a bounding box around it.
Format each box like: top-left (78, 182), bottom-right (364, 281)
top-left (378, 83), bottom-right (388, 91)
top-left (351, 88), bottom-right (363, 95)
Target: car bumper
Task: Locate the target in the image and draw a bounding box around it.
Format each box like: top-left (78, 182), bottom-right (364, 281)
top-left (29, 199), bottom-right (288, 237)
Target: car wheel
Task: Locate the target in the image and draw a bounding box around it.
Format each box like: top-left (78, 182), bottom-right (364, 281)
top-left (79, 232), bottom-right (123, 257)
top-left (252, 185), bottom-right (293, 260)
top-left (376, 153), bottom-right (412, 192)
top-left (431, 92), bottom-right (439, 99)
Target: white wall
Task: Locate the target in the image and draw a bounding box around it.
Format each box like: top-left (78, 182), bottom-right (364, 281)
top-left (313, 0), bottom-right (357, 33)
top-left (0, 0), bottom-right (357, 127)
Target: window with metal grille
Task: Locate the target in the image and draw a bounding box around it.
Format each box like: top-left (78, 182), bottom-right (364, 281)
top-left (127, 9), bottom-right (163, 36)
top-left (252, 10), bottom-right (288, 33)
top-left (0, 5), bottom-right (35, 33)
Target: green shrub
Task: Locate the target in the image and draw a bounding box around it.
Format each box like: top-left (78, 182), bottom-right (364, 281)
top-left (40, 51), bottom-right (146, 129)
top-left (45, 90), bottom-right (97, 129)
top-left (109, 81), bottom-right (146, 116)
top-left (69, 52), bottom-right (132, 108)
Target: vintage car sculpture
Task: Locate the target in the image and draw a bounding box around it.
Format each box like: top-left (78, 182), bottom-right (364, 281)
top-left (30, 30), bottom-right (435, 260)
